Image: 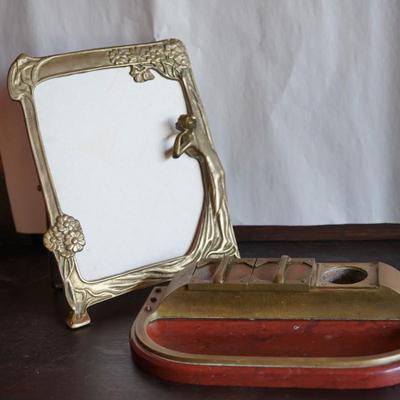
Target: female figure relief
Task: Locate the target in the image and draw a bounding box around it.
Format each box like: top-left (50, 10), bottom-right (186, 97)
top-left (173, 114), bottom-right (238, 258)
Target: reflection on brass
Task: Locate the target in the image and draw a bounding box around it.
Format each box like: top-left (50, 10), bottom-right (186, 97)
top-left (8, 39), bottom-right (239, 328)
top-left (108, 40), bottom-right (189, 82)
top-left (173, 114), bottom-right (197, 158)
top-left (133, 257), bottom-right (400, 369)
top-left (43, 214), bottom-right (86, 258)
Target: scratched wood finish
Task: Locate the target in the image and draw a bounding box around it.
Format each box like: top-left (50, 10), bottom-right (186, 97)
top-left (3, 237), bottom-right (400, 398)
top-left (234, 224), bottom-right (400, 241)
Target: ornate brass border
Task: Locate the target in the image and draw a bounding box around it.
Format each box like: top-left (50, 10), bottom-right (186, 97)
top-left (8, 39), bottom-right (239, 328)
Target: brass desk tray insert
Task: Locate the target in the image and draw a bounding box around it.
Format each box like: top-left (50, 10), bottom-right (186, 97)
top-left (131, 256), bottom-right (400, 388)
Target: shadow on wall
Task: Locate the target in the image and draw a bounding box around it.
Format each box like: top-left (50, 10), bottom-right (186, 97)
top-left (0, 79), bottom-right (47, 235)
top-left (0, 174), bottom-right (15, 237)
top-left (0, 170), bottom-right (46, 251)
top-left (0, 172), bottom-right (37, 249)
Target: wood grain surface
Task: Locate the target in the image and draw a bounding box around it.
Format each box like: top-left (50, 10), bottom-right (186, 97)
top-left (2, 240), bottom-right (400, 398)
top-left (2, 106), bottom-right (400, 397)
top-left (234, 224), bottom-right (400, 241)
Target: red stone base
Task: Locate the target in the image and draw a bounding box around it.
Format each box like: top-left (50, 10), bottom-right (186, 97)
top-left (130, 319), bottom-right (400, 389)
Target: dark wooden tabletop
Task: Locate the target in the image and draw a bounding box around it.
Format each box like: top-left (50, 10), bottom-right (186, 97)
top-left (2, 239), bottom-right (400, 400)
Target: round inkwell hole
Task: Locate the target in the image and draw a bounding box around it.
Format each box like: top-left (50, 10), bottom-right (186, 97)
top-left (150, 297), bottom-right (157, 303)
top-left (155, 288), bottom-right (162, 293)
top-left (322, 267), bottom-right (368, 285)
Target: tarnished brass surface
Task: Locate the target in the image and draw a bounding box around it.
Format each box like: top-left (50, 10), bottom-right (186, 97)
top-left (8, 39), bottom-right (239, 328)
top-left (43, 214), bottom-right (86, 258)
top-left (133, 257), bottom-right (400, 369)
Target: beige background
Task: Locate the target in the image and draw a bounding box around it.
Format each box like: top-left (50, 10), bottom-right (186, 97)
top-left (1, 0), bottom-right (400, 232)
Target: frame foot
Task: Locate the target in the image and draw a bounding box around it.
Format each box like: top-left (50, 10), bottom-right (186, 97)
top-left (66, 310), bottom-right (91, 329)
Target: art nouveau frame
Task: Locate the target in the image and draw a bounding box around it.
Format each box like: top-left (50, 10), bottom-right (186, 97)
top-left (8, 39), bottom-right (239, 328)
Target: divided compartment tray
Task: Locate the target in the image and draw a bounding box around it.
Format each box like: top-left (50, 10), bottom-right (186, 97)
top-left (130, 256), bottom-right (400, 389)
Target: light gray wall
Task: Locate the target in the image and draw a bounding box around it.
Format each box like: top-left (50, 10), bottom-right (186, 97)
top-left (1, 0), bottom-right (400, 231)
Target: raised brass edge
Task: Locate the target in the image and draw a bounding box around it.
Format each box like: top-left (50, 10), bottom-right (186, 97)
top-left (132, 272), bottom-right (400, 370)
top-left (132, 285), bottom-right (400, 370)
top-left (138, 259), bottom-right (400, 320)
top-left (8, 39), bottom-right (239, 328)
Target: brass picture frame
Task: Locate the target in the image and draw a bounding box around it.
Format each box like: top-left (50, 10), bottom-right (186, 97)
top-left (8, 39), bottom-right (239, 328)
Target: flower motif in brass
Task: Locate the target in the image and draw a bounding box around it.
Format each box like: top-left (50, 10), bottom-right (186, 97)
top-left (44, 214), bottom-right (86, 258)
